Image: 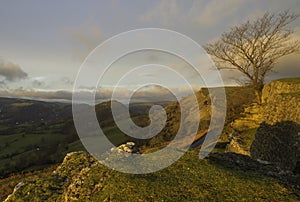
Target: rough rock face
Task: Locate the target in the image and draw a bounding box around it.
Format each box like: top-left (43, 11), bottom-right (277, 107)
top-left (250, 78), bottom-right (300, 172)
top-left (227, 78), bottom-right (300, 156)
top-left (4, 151), bottom-right (111, 202)
top-left (261, 80), bottom-right (300, 104)
top-left (226, 134), bottom-right (250, 156)
top-left (110, 142), bottom-right (138, 154)
top-left (261, 80), bottom-right (300, 124)
top-left (231, 103), bottom-right (263, 131)
top-left (251, 121), bottom-right (300, 172)
top-left (4, 142), bottom-right (140, 202)
top-left (62, 162), bottom-right (111, 201)
top-left (227, 104), bottom-right (262, 155)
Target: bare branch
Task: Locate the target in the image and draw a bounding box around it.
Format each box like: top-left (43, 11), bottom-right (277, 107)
top-left (204, 10), bottom-right (300, 102)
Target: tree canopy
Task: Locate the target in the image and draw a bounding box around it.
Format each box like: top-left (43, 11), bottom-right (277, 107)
top-left (204, 10), bottom-right (300, 103)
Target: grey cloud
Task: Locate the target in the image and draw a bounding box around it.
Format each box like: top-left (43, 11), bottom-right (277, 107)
top-left (140, 0), bottom-right (247, 28)
top-left (0, 86), bottom-right (200, 103)
top-left (267, 58), bottom-right (300, 82)
top-left (0, 80), bottom-right (7, 89)
top-left (65, 21), bottom-right (102, 61)
top-left (141, 0), bottom-right (180, 26)
top-left (0, 60), bottom-right (28, 82)
top-left (194, 0), bottom-right (247, 27)
top-left (0, 89), bottom-right (72, 100)
top-left (32, 79), bottom-right (45, 88)
top-left (0, 89), bottom-right (112, 101)
top-left (61, 77), bottom-right (73, 86)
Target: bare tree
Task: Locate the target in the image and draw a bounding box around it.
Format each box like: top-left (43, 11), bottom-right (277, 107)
top-left (204, 11), bottom-right (300, 103)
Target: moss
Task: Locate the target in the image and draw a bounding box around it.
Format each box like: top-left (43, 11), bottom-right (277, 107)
top-left (0, 166), bottom-right (56, 201)
top-left (240, 128), bottom-right (257, 149)
top-left (10, 103), bottom-right (33, 107)
top-left (276, 77), bottom-right (300, 84)
top-left (281, 92), bottom-right (300, 98)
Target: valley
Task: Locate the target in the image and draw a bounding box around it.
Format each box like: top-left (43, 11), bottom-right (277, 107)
top-left (0, 78), bottom-right (299, 201)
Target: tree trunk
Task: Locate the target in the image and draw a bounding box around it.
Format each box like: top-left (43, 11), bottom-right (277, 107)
top-left (255, 89), bottom-right (262, 104)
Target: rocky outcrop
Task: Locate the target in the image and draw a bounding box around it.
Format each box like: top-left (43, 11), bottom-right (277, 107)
top-left (6, 148), bottom-right (300, 201)
top-left (227, 104), bottom-right (262, 155)
top-left (227, 78), bottom-right (300, 156)
top-left (231, 103), bottom-right (263, 131)
top-left (62, 162), bottom-right (111, 201)
top-left (53, 151), bottom-right (97, 180)
top-left (4, 142), bottom-right (140, 202)
top-left (261, 79), bottom-right (300, 104)
top-left (226, 134), bottom-right (250, 155)
top-left (261, 79), bottom-right (300, 124)
top-left (4, 151), bottom-right (109, 202)
top-left (251, 121), bottom-right (300, 172)
top-left (110, 142), bottom-right (139, 154)
top-left (250, 78), bottom-right (300, 172)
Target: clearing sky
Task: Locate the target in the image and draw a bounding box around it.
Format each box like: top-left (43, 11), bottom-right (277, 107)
top-left (0, 0), bottom-right (299, 100)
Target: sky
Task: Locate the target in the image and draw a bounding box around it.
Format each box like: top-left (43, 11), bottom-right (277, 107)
top-left (0, 0), bottom-right (300, 100)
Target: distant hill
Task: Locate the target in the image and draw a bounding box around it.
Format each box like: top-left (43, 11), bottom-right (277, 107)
top-left (2, 79), bottom-right (300, 201)
top-left (0, 86), bottom-right (257, 177)
top-left (0, 98), bottom-right (74, 177)
top-left (0, 97), bottom-right (72, 126)
top-left (0, 97), bottom-right (173, 177)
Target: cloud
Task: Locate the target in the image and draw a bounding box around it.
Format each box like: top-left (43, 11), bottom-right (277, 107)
top-left (140, 0), bottom-right (248, 28)
top-left (65, 21), bottom-right (102, 61)
top-left (0, 60), bottom-right (28, 82)
top-left (61, 77), bottom-right (73, 86)
top-left (31, 77), bottom-right (46, 88)
top-left (0, 81), bottom-right (7, 89)
top-left (193, 0), bottom-right (247, 27)
top-left (0, 85), bottom-right (201, 103)
top-left (141, 0), bottom-right (180, 26)
top-left (0, 89), bottom-right (72, 100)
top-left (32, 80), bottom-right (45, 88)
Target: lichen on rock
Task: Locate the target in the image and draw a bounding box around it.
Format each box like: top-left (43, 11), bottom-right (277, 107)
top-left (227, 78), bottom-right (300, 157)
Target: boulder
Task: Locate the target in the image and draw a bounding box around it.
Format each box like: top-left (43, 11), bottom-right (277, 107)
top-left (250, 121), bottom-right (300, 172)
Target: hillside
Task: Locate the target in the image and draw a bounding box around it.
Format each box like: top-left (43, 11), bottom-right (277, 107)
top-left (4, 150), bottom-right (300, 201)
top-left (0, 86), bottom-right (257, 178)
top-left (0, 97), bottom-right (72, 126)
top-left (1, 79), bottom-right (300, 201)
top-left (0, 98), bottom-right (74, 177)
top-left (0, 98), bottom-right (173, 177)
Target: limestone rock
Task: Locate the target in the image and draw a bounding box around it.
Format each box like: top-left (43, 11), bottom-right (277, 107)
top-left (110, 142), bottom-right (139, 154)
top-left (228, 78), bottom-right (300, 157)
top-left (250, 121), bottom-right (300, 172)
top-left (262, 80), bottom-right (300, 125)
top-left (261, 80), bottom-right (300, 104)
top-left (226, 137), bottom-right (250, 156)
top-left (227, 104), bottom-right (262, 155)
top-left (4, 182), bottom-right (25, 202)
